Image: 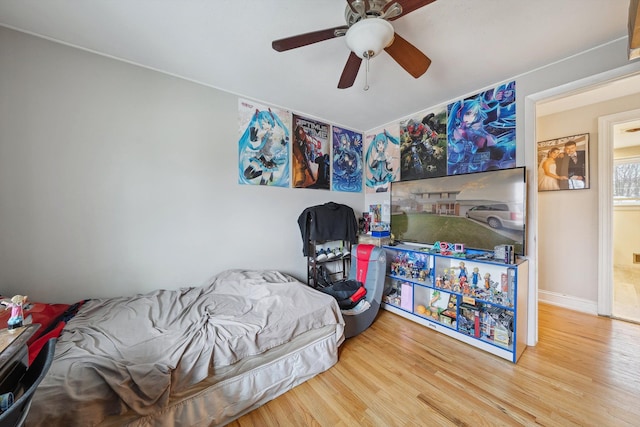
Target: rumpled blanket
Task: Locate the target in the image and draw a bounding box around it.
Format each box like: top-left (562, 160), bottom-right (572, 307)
top-left (27, 269), bottom-right (344, 426)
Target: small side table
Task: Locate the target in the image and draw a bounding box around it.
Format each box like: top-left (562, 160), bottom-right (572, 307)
top-left (0, 324), bottom-right (40, 394)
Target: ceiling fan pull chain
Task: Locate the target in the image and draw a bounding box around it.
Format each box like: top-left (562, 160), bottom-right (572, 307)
top-left (364, 55), bottom-right (370, 91)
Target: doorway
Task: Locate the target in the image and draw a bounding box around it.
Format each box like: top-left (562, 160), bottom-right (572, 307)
top-left (600, 111), bottom-right (640, 323)
top-left (529, 68), bottom-right (640, 335)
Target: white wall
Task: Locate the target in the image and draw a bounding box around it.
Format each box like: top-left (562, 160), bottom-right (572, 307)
top-left (537, 94), bottom-right (640, 303)
top-left (0, 28), bottom-right (362, 303)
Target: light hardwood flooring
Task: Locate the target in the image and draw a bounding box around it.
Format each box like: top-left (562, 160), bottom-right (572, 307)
top-left (230, 303), bottom-right (640, 426)
top-left (613, 266), bottom-right (640, 323)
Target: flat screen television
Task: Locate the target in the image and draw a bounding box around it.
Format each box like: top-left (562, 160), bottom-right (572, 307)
top-left (390, 167), bottom-right (526, 255)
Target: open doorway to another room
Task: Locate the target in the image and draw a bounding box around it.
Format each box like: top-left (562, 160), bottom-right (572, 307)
top-left (611, 119), bottom-right (640, 323)
top-left (534, 72), bottom-right (640, 327)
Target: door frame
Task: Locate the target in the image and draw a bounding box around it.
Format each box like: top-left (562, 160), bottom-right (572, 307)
top-left (525, 63), bottom-right (640, 345)
top-left (597, 108), bottom-right (640, 316)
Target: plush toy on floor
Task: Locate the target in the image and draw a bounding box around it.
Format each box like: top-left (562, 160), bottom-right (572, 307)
top-left (1, 295), bottom-right (28, 332)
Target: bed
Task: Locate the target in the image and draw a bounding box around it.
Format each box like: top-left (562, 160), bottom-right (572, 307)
top-left (21, 269), bottom-right (345, 426)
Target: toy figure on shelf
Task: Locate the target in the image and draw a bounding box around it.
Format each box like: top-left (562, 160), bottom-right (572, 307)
top-left (419, 270), bottom-right (428, 282)
top-left (471, 267), bottom-right (480, 288)
top-left (452, 282), bottom-right (461, 293)
top-left (2, 295), bottom-right (28, 332)
top-left (484, 273), bottom-right (492, 290)
top-left (435, 275), bottom-right (443, 288)
top-left (460, 276), bottom-right (470, 295)
top-left (430, 290), bottom-right (442, 307)
top-left (501, 273), bottom-right (509, 293)
top-left (457, 261), bottom-right (468, 279)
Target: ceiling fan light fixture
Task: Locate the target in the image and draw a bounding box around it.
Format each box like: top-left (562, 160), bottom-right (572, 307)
top-left (345, 18), bottom-right (394, 59)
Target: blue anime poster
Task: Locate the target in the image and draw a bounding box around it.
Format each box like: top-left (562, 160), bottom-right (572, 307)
top-left (332, 126), bottom-right (363, 193)
top-left (238, 99), bottom-right (291, 187)
top-left (292, 114), bottom-right (330, 189)
top-left (399, 106), bottom-right (448, 181)
top-left (446, 81), bottom-right (516, 175)
top-left (364, 124), bottom-right (401, 193)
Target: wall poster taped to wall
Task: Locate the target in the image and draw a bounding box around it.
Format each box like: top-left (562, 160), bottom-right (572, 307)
top-left (364, 124), bottom-right (401, 193)
top-left (399, 106), bottom-right (448, 181)
top-left (447, 81), bottom-right (516, 175)
top-left (238, 98), bottom-right (291, 187)
top-left (332, 126), bottom-right (363, 193)
top-left (292, 114), bottom-right (330, 189)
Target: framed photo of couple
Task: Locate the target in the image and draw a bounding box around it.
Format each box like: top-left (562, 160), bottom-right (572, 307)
top-left (537, 133), bottom-right (590, 192)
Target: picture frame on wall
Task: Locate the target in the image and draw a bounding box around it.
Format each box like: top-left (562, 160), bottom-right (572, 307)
top-left (537, 133), bottom-right (590, 191)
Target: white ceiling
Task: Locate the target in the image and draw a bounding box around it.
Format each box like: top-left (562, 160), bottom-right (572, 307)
top-left (0, 0), bottom-right (632, 131)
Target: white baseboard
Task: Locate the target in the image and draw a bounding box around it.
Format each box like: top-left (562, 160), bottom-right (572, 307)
top-left (538, 290), bottom-right (598, 315)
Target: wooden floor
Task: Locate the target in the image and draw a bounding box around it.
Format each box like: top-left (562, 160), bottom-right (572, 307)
top-left (230, 303), bottom-right (640, 426)
top-left (614, 266), bottom-right (640, 323)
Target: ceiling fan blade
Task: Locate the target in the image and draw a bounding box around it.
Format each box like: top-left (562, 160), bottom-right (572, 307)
top-left (272, 26), bottom-right (349, 52)
top-left (388, 0), bottom-right (437, 21)
top-left (384, 33), bottom-right (431, 78)
top-left (338, 52), bottom-right (363, 89)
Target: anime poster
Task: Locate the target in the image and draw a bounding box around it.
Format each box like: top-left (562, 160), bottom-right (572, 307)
top-left (399, 106), bottom-right (448, 181)
top-left (238, 99), bottom-right (291, 187)
top-left (364, 124), bottom-right (401, 193)
top-left (292, 115), bottom-right (330, 189)
top-left (332, 126), bottom-right (363, 192)
top-left (446, 81), bottom-right (516, 175)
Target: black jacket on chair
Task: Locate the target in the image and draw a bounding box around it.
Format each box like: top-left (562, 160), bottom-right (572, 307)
top-left (297, 202), bottom-right (358, 256)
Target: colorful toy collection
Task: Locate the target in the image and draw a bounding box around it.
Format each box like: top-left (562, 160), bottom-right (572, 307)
top-left (414, 290), bottom-right (457, 326)
top-left (434, 261), bottom-right (513, 306)
top-left (389, 251), bottom-right (431, 282)
top-left (385, 246), bottom-right (517, 348)
top-left (458, 303), bottom-right (513, 346)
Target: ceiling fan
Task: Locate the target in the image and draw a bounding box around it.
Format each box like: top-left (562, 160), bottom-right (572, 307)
top-left (272, 0), bottom-right (436, 89)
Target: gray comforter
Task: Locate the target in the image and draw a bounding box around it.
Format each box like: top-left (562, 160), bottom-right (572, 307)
top-left (27, 270), bottom-right (344, 426)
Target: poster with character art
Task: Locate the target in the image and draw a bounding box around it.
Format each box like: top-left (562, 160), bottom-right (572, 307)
top-left (332, 126), bottom-right (363, 193)
top-left (364, 124), bottom-right (401, 193)
top-left (447, 81), bottom-right (516, 175)
top-left (238, 99), bottom-right (291, 187)
top-left (399, 106), bottom-right (448, 181)
top-left (292, 114), bottom-right (330, 189)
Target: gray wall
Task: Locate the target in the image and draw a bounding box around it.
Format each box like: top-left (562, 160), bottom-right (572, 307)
top-left (3, 25), bottom-right (640, 324)
top-left (0, 27), bottom-right (361, 303)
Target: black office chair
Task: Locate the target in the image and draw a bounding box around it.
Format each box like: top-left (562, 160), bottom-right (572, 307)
top-left (0, 338), bottom-right (56, 427)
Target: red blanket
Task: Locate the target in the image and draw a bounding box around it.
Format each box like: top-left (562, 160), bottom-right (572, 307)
top-left (0, 298), bottom-right (84, 364)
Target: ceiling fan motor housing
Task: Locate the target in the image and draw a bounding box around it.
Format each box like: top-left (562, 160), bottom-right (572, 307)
top-left (344, 0), bottom-right (394, 25)
top-left (345, 18), bottom-right (395, 59)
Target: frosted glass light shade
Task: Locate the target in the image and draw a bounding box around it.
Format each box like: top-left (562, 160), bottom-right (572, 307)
top-left (345, 18), bottom-right (394, 59)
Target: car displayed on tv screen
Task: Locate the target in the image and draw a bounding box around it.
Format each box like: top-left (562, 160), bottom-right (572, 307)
top-left (465, 203), bottom-right (524, 230)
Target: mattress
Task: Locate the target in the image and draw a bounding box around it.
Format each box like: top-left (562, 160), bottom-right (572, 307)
top-left (26, 270), bottom-right (344, 426)
top-left (99, 324), bottom-right (340, 426)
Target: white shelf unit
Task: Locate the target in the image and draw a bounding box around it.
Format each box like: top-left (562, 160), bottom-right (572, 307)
top-left (382, 244), bottom-right (528, 363)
